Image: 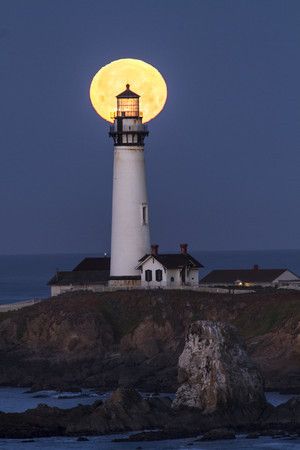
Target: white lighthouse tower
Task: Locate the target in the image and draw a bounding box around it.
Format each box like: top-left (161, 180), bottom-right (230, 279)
top-left (109, 84), bottom-right (150, 286)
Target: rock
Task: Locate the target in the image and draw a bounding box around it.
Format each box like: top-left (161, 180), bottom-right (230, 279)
top-left (66, 387), bottom-right (172, 435)
top-left (172, 321), bottom-right (266, 414)
top-left (0, 388), bottom-right (172, 438)
top-left (0, 385), bottom-right (299, 440)
top-left (246, 432), bottom-right (260, 439)
top-left (77, 436), bottom-right (89, 441)
top-left (259, 428), bottom-right (288, 437)
top-left (198, 428), bottom-right (236, 441)
top-left (113, 429), bottom-right (197, 442)
top-left (262, 397), bottom-right (300, 427)
top-left (107, 386), bottom-right (143, 407)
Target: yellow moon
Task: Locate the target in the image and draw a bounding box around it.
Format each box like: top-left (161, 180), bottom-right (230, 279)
top-left (90, 58), bottom-right (167, 123)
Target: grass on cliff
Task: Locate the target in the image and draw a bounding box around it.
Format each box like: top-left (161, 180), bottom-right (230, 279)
top-left (90, 289), bottom-right (300, 340)
top-left (0, 289), bottom-right (299, 342)
top-left (232, 294), bottom-right (300, 338)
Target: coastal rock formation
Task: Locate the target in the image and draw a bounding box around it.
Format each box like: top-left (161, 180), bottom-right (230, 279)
top-left (66, 387), bottom-right (172, 434)
top-left (0, 388), bottom-right (172, 438)
top-left (173, 321), bottom-right (265, 413)
top-left (261, 397), bottom-right (300, 427)
top-left (0, 290), bottom-right (299, 392)
top-left (198, 428), bottom-right (236, 441)
top-left (0, 386), bottom-right (299, 439)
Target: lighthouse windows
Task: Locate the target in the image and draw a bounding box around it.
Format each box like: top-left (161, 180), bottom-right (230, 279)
top-left (142, 204), bottom-right (148, 225)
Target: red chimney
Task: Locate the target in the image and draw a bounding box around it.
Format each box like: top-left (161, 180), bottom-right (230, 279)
top-left (151, 244), bottom-right (159, 256)
top-left (180, 243), bottom-right (188, 254)
top-left (253, 264), bottom-right (259, 271)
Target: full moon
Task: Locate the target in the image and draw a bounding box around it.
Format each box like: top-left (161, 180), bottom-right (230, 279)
top-left (90, 58), bottom-right (167, 123)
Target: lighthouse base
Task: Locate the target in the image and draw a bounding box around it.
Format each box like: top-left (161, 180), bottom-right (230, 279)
top-left (108, 276), bottom-right (141, 288)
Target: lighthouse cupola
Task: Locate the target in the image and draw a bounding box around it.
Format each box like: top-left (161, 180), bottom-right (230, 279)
top-left (116, 84), bottom-right (140, 117)
top-left (109, 84), bottom-right (148, 146)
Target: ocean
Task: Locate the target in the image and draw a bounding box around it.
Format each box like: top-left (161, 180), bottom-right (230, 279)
top-left (0, 250), bottom-right (299, 304)
top-left (0, 435), bottom-right (298, 450)
top-left (0, 434), bottom-right (299, 450)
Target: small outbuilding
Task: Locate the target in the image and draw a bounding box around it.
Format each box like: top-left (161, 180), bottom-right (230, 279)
top-left (200, 265), bottom-right (299, 288)
top-left (48, 257), bottom-right (110, 296)
top-left (136, 244), bottom-right (203, 288)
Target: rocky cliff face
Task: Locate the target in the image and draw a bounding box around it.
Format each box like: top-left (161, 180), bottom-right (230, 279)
top-left (0, 290), bottom-right (299, 392)
top-left (173, 320), bottom-right (265, 413)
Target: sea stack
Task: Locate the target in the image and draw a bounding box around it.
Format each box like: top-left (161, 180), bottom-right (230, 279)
top-left (173, 320), bottom-right (266, 414)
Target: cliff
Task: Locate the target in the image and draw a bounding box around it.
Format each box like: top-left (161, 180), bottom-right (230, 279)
top-left (0, 289), bottom-right (299, 392)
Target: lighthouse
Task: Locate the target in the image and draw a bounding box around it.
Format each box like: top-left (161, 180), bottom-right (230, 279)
top-left (108, 84), bottom-right (150, 285)
top-left (47, 59), bottom-right (204, 296)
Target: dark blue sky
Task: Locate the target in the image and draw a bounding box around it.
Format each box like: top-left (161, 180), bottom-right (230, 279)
top-left (0, 0), bottom-right (299, 254)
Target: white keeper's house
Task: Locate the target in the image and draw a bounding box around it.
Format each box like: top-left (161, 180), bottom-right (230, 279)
top-left (137, 244), bottom-right (202, 288)
top-left (48, 243), bottom-right (203, 296)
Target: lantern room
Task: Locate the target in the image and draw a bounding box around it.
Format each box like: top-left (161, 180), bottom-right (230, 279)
top-left (116, 84), bottom-right (141, 118)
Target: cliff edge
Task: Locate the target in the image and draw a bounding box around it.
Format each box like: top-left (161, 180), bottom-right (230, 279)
top-left (0, 289), bottom-right (299, 392)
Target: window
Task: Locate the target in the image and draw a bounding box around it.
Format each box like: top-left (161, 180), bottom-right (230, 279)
top-left (142, 204), bottom-right (148, 225)
top-left (117, 98), bottom-right (139, 117)
top-left (170, 276), bottom-right (174, 282)
top-left (145, 270), bottom-right (152, 282)
top-left (156, 269), bottom-right (163, 282)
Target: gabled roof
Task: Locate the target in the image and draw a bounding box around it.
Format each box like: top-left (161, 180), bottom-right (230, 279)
top-left (48, 257), bottom-right (110, 286)
top-left (137, 253), bottom-right (203, 270)
top-left (116, 84), bottom-right (140, 99)
top-left (73, 257), bottom-right (110, 272)
top-left (200, 268), bottom-right (294, 284)
top-left (48, 270), bottom-right (110, 286)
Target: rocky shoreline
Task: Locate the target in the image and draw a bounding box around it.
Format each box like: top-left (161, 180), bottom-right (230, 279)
top-left (0, 388), bottom-right (300, 440)
top-left (0, 290), bottom-right (299, 441)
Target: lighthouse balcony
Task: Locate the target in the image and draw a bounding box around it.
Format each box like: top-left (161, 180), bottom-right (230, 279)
top-left (109, 130), bottom-right (149, 145)
top-left (109, 124), bottom-right (148, 134)
top-left (110, 111), bottom-right (143, 119)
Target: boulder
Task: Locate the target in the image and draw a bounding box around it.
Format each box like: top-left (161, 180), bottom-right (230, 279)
top-left (66, 387), bottom-right (172, 435)
top-left (245, 432), bottom-right (260, 439)
top-left (173, 320), bottom-right (265, 414)
top-left (198, 428), bottom-right (236, 441)
top-left (262, 397), bottom-right (300, 428)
